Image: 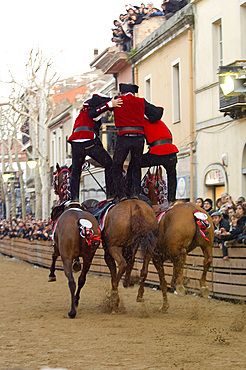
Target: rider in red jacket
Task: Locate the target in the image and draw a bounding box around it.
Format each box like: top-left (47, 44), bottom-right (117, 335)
top-left (67, 94), bottom-right (122, 203)
top-left (110, 83), bottom-right (163, 202)
top-left (141, 117), bottom-right (179, 203)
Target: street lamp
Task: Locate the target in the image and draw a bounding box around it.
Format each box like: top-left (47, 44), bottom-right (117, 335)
top-left (27, 158), bottom-right (38, 169)
top-left (2, 171), bottom-right (15, 183)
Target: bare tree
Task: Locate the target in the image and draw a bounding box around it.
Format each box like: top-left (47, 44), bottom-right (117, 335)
top-left (2, 49), bottom-right (57, 220)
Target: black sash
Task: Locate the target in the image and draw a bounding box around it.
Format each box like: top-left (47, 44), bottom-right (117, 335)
top-left (74, 126), bottom-right (96, 133)
top-left (149, 139), bottom-right (172, 147)
top-left (118, 126), bottom-right (144, 132)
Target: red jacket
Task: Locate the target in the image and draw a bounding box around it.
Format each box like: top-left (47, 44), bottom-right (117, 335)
top-left (113, 93), bottom-right (145, 135)
top-left (144, 119), bottom-right (179, 155)
top-left (67, 108), bottom-right (96, 142)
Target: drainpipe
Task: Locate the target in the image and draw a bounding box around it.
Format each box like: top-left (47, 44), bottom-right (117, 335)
top-left (189, 29), bottom-right (195, 202)
top-left (133, 67), bottom-right (138, 92)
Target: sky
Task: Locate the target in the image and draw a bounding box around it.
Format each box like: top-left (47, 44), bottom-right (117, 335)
top-left (0, 0), bottom-right (163, 100)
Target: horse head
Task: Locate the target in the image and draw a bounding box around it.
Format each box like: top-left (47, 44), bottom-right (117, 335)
top-left (141, 166), bottom-right (167, 205)
top-left (52, 163), bottom-right (72, 203)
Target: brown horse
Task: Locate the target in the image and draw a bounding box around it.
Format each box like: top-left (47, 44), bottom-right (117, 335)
top-left (49, 164), bottom-right (101, 318)
top-left (127, 168), bottom-right (214, 303)
top-left (157, 201), bottom-right (214, 297)
top-left (83, 198), bottom-right (168, 313)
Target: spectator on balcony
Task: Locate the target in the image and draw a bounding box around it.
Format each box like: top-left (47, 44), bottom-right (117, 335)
top-left (177, 0), bottom-right (188, 9)
top-left (148, 7), bottom-right (164, 17)
top-left (138, 3), bottom-right (149, 18)
top-left (161, 0), bottom-right (179, 20)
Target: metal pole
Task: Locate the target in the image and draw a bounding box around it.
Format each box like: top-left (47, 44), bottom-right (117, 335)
top-left (85, 168), bottom-right (106, 194)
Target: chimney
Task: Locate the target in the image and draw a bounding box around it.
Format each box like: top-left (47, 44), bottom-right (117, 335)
top-left (94, 48), bottom-right (98, 58)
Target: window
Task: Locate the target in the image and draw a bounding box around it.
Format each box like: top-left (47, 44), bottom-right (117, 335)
top-left (172, 59), bottom-right (181, 123)
top-left (240, 1), bottom-right (246, 59)
top-left (212, 17), bottom-right (223, 80)
top-left (52, 140), bottom-right (55, 167)
top-left (145, 75), bottom-right (152, 102)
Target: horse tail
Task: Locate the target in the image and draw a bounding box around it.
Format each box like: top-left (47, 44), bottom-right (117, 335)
top-left (131, 203), bottom-right (158, 258)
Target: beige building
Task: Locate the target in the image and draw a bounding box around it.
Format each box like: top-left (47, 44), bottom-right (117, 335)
top-left (130, 4), bottom-right (195, 200)
top-left (192, 0), bottom-right (246, 203)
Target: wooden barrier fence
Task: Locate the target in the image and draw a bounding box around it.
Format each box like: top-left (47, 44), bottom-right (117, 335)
top-left (0, 238), bottom-right (245, 301)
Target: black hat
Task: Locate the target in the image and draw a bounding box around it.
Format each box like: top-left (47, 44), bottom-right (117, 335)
top-left (119, 83), bottom-right (139, 94)
top-left (204, 198), bottom-right (213, 206)
top-left (84, 93), bottom-right (111, 107)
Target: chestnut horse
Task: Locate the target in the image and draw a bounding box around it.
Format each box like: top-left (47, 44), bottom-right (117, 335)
top-left (157, 201), bottom-right (214, 297)
top-left (49, 164), bottom-right (101, 318)
top-left (83, 198), bottom-right (169, 313)
top-left (126, 168), bottom-right (214, 303)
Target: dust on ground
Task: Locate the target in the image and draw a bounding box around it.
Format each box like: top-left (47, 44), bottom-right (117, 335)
top-left (0, 254), bottom-right (245, 370)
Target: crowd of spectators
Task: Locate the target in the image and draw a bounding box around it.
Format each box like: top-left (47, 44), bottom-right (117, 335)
top-left (0, 215), bottom-right (53, 242)
top-left (195, 194), bottom-right (246, 260)
top-left (111, 1), bottom-right (188, 51)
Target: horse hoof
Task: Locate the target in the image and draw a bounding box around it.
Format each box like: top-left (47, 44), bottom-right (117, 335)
top-left (136, 296), bottom-right (144, 302)
top-left (73, 261), bottom-right (81, 273)
top-left (200, 286), bottom-right (210, 298)
top-left (175, 284), bottom-right (186, 296)
top-left (159, 304), bottom-right (169, 313)
top-left (48, 276), bottom-right (56, 282)
top-left (123, 281), bottom-right (129, 288)
top-left (68, 310), bottom-right (76, 318)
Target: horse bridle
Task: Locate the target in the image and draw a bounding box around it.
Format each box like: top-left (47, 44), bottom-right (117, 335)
top-left (141, 168), bottom-right (167, 204)
top-left (52, 168), bottom-right (71, 203)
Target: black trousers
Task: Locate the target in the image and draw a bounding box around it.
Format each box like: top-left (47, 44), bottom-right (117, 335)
top-left (70, 137), bottom-right (113, 201)
top-left (141, 152), bottom-right (177, 202)
top-left (112, 135), bottom-right (144, 198)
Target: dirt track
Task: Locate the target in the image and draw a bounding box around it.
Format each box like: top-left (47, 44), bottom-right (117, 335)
top-left (0, 253), bottom-right (246, 370)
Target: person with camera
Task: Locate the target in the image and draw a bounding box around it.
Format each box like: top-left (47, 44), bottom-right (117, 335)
top-left (211, 211), bottom-right (230, 260)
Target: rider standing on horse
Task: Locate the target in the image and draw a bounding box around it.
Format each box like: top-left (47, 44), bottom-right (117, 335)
top-left (110, 83), bottom-right (163, 202)
top-left (141, 117), bottom-right (179, 205)
top-left (67, 94), bottom-right (122, 204)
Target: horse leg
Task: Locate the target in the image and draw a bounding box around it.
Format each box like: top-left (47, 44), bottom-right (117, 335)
top-left (63, 259), bottom-right (77, 318)
top-left (123, 256), bottom-right (135, 288)
top-left (200, 245), bottom-right (213, 298)
top-left (74, 256), bottom-right (93, 307)
top-left (104, 249), bottom-right (119, 313)
top-left (48, 250), bottom-right (59, 282)
top-left (105, 248), bottom-right (127, 313)
top-left (152, 255), bottom-right (169, 312)
top-left (172, 252), bottom-right (187, 296)
top-left (137, 252), bottom-right (151, 302)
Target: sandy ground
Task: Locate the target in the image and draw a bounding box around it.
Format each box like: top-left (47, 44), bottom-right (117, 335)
top-left (0, 254), bottom-right (246, 370)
